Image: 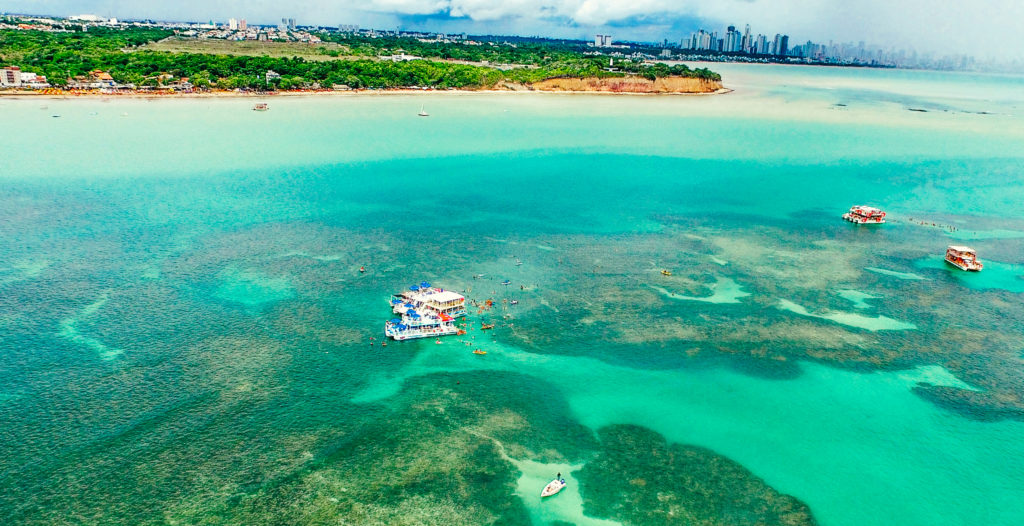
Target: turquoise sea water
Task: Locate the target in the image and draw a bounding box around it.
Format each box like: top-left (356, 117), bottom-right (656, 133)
top-left (2, 65), bottom-right (1024, 525)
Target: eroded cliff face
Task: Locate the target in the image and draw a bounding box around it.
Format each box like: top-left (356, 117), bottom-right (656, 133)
top-left (527, 75), bottom-right (724, 93)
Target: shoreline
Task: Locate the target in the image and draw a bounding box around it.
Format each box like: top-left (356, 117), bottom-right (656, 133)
top-left (0, 87), bottom-right (732, 100)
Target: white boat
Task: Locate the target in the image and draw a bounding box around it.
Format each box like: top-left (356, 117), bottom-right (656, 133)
top-left (253, 103), bottom-right (269, 111)
top-left (418, 105), bottom-right (429, 117)
top-left (541, 478), bottom-right (566, 498)
top-left (945, 245), bottom-right (983, 271)
top-left (384, 282), bottom-right (467, 340)
top-left (842, 205), bottom-right (886, 224)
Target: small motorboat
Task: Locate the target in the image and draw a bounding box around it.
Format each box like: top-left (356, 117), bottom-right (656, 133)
top-left (661, 269), bottom-right (672, 276)
top-left (501, 280), bottom-right (512, 286)
top-left (510, 300), bottom-right (519, 305)
top-left (473, 349), bottom-right (487, 355)
top-left (253, 103), bottom-right (269, 111)
top-left (359, 266), bottom-right (366, 273)
top-left (541, 478), bottom-right (566, 498)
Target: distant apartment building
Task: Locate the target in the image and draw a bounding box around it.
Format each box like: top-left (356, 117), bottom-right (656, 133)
top-left (228, 18), bottom-right (238, 30)
top-left (594, 34), bottom-right (612, 47)
top-left (239, 19), bottom-right (247, 31)
top-left (1, 66), bottom-right (22, 87)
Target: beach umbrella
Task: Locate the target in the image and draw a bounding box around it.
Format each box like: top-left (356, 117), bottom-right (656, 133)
top-left (404, 303), bottom-right (415, 309)
top-left (420, 281), bottom-right (431, 288)
top-left (389, 318), bottom-right (401, 324)
top-left (410, 285), bottom-right (420, 291)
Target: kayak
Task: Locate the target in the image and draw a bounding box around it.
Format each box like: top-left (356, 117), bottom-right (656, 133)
top-left (540, 478), bottom-right (566, 497)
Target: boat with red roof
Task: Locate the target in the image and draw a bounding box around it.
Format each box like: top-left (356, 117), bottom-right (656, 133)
top-left (843, 205), bottom-right (886, 224)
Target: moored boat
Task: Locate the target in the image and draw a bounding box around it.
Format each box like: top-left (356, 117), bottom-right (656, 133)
top-left (842, 205), bottom-right (886, 224)
top-left (541, 478), bottom-right (566, 497)
top-left (385, 282), bottom-right (467, 340)
top-left (945, 245), bottom-right (983, 271)
top-left (661, 269), bottom-right (672, 276)
top-left (252, 103), bottom-right (269, 111)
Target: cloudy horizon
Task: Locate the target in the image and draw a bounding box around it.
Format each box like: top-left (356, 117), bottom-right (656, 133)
top-left (5, 1), bottom-right (1023, 59)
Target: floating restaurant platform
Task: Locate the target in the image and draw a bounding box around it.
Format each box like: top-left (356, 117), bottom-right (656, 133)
top-left (384, 282), bottom-right (467, 340)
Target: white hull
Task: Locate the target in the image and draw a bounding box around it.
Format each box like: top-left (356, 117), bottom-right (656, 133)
top-left (541, 479), bottom-right (566, 497)
top-left (386, 324), bottom-right (459, 340)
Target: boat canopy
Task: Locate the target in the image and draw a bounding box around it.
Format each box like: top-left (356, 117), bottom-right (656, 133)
top-left (428, 291), bottom-right (464, 303)
top-left (948, 245), bottom-right (975, 252)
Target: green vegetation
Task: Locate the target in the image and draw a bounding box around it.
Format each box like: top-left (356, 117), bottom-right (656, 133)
top-left (0, 26), bottom-right (719, 90)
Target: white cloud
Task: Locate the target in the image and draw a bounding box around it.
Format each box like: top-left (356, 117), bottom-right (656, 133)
top-left (7, 0), bottom-right (1024, 58)
top-left (358, 0), bottom-right (1024, 57)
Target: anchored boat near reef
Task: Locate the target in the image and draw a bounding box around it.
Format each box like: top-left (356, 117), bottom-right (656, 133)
top-left (843, 205), bottom-right (886, 224)
top-left (945, 245), bottom-right (983, 271)
top-left (541, 478), bottom-right (566, 497)
top-left (252, 103), bottom-right (269, 111)
top-left (384, 282), bottom-right (467, 340)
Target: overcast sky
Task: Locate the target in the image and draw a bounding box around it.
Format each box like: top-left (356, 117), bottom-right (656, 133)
top-left (6, 0), bottom-right (1024, 59)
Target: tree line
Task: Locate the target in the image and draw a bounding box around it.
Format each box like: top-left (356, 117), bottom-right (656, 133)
top-left (0, 27), bottom-right (719, 90)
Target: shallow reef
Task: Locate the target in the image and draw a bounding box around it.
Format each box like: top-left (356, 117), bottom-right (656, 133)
top-left (577, 425), bottom-right (817, 526)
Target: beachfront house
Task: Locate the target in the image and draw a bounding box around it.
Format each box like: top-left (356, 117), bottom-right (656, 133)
top-left (1, 66), bottom-right (51, 89)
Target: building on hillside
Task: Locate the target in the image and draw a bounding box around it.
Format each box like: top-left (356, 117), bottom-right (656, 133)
top-left (88, 70), bottom-right (116, 88)
top-left (384, 52), bottom-right (421, 62)
top-left (1, 66), bottom-right (22, 87)
top-left (20, 71), bottom-right (50, 88)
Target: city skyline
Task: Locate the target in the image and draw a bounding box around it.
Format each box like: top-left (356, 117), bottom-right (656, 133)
top-left (3, 0), bottom-right (1023, 62)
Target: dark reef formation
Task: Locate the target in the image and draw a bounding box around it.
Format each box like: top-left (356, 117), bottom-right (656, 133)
top-left (577, 425), bottom-right (817, 526)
